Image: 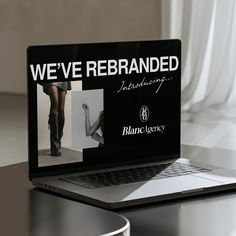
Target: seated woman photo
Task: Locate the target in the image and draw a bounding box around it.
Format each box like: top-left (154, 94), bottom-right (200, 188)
top-left (82, 103), bottom-right (104, 147)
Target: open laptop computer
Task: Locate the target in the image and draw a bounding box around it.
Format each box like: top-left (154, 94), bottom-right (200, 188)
top-left (27, 40), bottom-right (236, 209)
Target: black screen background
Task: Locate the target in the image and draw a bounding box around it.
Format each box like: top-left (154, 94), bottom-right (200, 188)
top-left (27, 40), bottom-right (181, 178)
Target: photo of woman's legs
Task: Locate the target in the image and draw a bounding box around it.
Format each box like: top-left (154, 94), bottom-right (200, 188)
top-left (47, 85), bottom-right (67, 156)
top-left (38, 81), bottom-right (89, 167)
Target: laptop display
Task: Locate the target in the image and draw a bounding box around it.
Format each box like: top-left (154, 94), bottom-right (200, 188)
top-left (27, 40), bottom-right (181, 177)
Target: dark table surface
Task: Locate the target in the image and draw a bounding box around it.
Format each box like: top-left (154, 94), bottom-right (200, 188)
top-left (0, 163), bottom-right (129, 236)
top-left (1, 145), bottom-right (236, 236)
top-left (121, 145), bottom-right (236, 236)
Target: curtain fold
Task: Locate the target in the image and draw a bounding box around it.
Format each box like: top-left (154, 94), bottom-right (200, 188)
top-left (162, 0), bottom-right (236, 121)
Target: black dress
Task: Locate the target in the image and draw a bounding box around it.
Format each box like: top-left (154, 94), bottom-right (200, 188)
top-left (42, 82), bottom-right (71, 95)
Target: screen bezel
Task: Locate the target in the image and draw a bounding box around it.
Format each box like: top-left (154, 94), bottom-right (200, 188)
top-left (27, 40), bottom-right (181, 180)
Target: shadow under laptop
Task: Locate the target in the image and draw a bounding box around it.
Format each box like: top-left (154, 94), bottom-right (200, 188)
top-left (30, 184), bottom-right (236, 236)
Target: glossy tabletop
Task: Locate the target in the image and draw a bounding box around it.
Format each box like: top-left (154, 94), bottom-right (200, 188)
top-left (1, 145), bottom-right (236, 236)
top-left (121, 145), bottom-right (236, 236)
top-left (0, 163), bottom-right (129, 236)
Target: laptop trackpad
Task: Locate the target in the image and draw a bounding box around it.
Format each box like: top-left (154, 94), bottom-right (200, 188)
top-left (121, 175), bottom-right (221, 201)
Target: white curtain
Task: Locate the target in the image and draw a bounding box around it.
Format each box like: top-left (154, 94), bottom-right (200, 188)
top-left (161, 0), bottom-right (236, 121)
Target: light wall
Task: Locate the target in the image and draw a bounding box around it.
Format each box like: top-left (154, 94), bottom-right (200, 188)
top-left (0, 0), bottom-right (161, 94)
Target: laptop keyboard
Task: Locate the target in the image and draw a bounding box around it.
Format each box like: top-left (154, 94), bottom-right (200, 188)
top-left (59, 162), bottom-right (210, 189)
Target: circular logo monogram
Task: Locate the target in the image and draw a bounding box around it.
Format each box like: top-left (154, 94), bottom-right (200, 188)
top-left (139, 105), bottom-right (149, 122)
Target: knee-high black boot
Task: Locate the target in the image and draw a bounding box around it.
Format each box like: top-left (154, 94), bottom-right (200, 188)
top-left (49, 113), bottom-right (61, 156)
top-left (58, 111), bottom-right (65, 148)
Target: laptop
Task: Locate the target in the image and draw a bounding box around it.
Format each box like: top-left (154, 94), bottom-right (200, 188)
top-left (27, 40), bottom-right (236, 209)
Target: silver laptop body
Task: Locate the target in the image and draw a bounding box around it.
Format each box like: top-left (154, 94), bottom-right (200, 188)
top-left (28, 40), bottom-right (236, 209)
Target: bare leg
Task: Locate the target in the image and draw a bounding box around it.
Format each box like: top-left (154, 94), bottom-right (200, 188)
top-left (58, 89), bottom-right (66, 115)
top-left (47, 86), bottom-right (59, 115)
top-left (58, 89), bottom-right (67, 141)
top-left (47, 86), bottom-right (61, 156)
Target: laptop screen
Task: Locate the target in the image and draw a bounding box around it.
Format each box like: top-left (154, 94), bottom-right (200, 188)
top-left (27, 40), bottom-right (181, 177)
